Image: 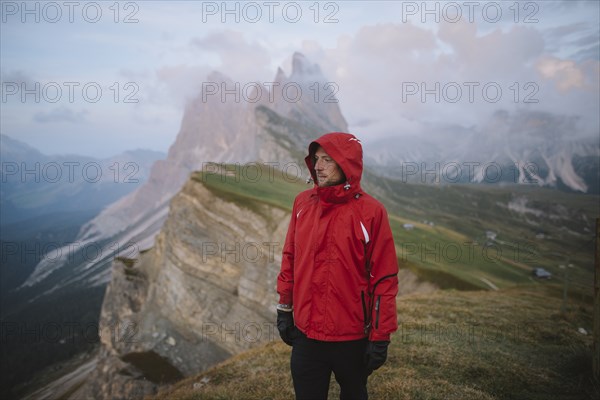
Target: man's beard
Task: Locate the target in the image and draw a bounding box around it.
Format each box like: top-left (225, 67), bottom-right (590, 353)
top-left (318, 175), bottom-right (345, 187)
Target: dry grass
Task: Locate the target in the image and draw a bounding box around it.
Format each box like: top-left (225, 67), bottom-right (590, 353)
top-left (147, 285), bottom-right (598, 400)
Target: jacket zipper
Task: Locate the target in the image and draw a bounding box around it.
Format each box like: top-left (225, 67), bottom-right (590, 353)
top-left (375, 295), bottom-right (381, 329)
top-left (362, 241), bottom-right (372, 335)
top-left (361, 290), bottom-right (370, 335)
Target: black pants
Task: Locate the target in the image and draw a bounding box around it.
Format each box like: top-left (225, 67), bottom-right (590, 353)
top-left (291, 331), bottom-right (369, 400)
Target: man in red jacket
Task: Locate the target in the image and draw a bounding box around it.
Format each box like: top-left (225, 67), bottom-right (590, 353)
top-left (277, 132), bottom-right (399, 399)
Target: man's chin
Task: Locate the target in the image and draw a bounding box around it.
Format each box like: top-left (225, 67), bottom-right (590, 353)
top-left (318, 180), bottom-right (343, 188)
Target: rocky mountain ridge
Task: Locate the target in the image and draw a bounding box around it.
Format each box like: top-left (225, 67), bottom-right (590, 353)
top-left (19, 52), bottom-right (346, 295)
top-left (364, 110), bottom-right (599, 193)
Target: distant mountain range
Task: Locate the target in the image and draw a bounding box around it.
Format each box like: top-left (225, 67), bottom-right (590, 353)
top-left (0, 134), bottom-right (165, 225)
top-left (364, 109), bottom-right (599, 193)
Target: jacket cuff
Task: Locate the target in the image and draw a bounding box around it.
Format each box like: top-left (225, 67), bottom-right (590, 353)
top-left (278, 293), bottom-right (292, 305)
top-left (369, 331), bottom-right (391, 341)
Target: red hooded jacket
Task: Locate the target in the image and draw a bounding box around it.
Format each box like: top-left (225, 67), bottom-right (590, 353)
top-left (277, 132), bottom-right (399, 342)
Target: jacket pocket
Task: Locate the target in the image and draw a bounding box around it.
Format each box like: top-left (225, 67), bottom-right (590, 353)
top-left (370, 273), bottom-right (396, 331)
top-left (367, 273), bottom-right (397, 334)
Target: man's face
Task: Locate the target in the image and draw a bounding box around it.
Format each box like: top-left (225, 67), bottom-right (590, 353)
top-left (314, 146), bottom-right (345, 187)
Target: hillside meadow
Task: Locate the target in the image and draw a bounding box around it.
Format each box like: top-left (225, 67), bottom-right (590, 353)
top-left (149, 285), bottom-right (597, 400)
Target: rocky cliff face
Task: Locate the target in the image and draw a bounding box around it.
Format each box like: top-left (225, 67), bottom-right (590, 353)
top-left (83, 173), bottom-right (291, 399)
top-left (82, 173), bottom-right (436, 399)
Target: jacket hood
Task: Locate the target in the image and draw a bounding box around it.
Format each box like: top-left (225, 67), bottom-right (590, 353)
top-left (305, 132), bottom-right (363, 199)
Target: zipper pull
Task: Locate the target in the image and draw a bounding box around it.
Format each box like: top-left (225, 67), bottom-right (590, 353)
top-left (375, 296), bottom-right (381, 329)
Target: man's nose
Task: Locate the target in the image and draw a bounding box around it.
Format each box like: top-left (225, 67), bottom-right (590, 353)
top-left (315, 159), bottom-right (323, 170)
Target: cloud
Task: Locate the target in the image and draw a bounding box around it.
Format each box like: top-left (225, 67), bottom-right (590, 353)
top-left (437, 22), bottom-right (544, 79)
top-left (155, 64), bottom-right (212, 104)
top-left (33, 107), bottom-right (88, 123)
top-left (3, 0), bottom-right (596, 159)
top-left (353, 23), bottom-right (437, 57)
top-left (148, 30), bottom-right (275, 108)
top-left (190, 30), bottom-right (273, 83)
top-left (0, 69), bottom-right (37, 87)
top-left (536, 57), bottom-right (585, 91)
top-left (543, 23), bottom-right (600, 62)
top-left (298, 19), bottom-right (597, 143)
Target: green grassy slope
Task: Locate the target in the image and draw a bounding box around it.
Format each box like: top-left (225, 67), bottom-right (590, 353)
top-left (193, 163), bottom-right (599, 293)
top-left (193, 162), bottom-right (306, 212)
top-left (149, 285), bottom-right (597, 400)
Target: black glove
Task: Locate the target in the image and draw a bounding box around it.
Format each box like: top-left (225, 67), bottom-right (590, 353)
top-left (277, 310), bottom-right (298, 346)
top-left (364, 341), bottom-right (390, 375)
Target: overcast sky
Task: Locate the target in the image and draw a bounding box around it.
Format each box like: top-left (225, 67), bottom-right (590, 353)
top-left (1, 0), bottom-right (598, 158)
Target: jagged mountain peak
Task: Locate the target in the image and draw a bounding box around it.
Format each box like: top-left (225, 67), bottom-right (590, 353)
top-left (290, 51), bottom-right (323, 81)
top-left (274, 67), bottom-right (286, 84)
top-left (20, 52), bottom-right (346, 292)
top-left (267, 53), bottom-right (347, 134)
